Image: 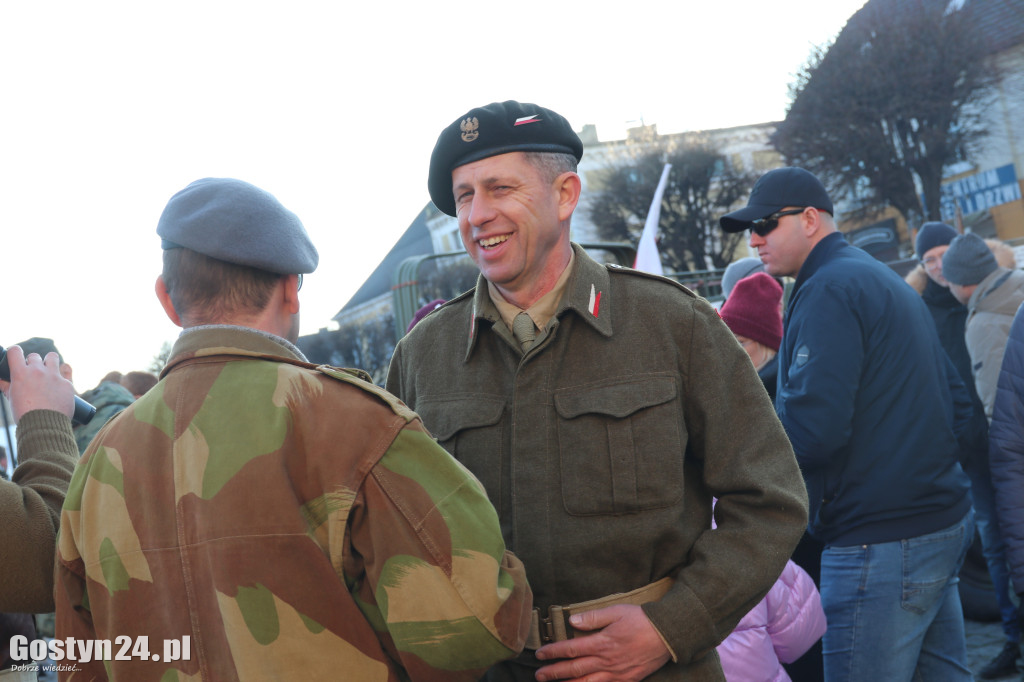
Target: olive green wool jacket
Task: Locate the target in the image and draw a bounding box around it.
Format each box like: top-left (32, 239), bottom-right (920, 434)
top-left (387, 244), bottom-right (809, 681)
top-left (0, 410), bottom-right (77, 613)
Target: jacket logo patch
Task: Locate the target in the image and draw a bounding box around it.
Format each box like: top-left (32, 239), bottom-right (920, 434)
top-left (460, 117), bottom-right (479, 142)
top-left (795, 345), bottom-right (810, 367)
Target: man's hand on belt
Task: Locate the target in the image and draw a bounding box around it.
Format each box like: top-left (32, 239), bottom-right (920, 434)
top-left (533, 604), bottom-right (671, 682)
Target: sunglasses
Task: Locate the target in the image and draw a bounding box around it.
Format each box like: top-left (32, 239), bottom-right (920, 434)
top-left (749, 208), bottom-right (806, 237)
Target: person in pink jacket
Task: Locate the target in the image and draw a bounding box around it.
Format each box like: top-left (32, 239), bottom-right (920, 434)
top-left (715, 558), bottom-right (826, 681)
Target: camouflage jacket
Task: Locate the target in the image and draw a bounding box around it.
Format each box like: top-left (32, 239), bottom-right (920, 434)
top-left (56, 325), bottom-right (531, 681)
top-left (73, 381), bottom-right (135, 455)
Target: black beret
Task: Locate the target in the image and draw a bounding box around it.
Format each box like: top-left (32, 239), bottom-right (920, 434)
top-left (428, 101), bottom-right (584, 216)
top-left (157, 178), bottom-right (319, 275)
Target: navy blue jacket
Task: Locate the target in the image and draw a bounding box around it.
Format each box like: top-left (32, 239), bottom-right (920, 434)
top-left (989, 302), bottom-right (1024, 596)
top-left (921, 278), bottom-right (989, 469)
top-left (777, 232), bottom-right (971, 546)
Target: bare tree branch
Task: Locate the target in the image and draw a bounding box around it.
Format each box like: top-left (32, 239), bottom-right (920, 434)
top-left (586, 138), bottom-right (754, 271)
top-left (773, 0), bottom-right (999, 228)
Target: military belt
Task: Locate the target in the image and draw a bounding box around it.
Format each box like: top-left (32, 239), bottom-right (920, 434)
top-left (525, 576), bottom-right (674, 650)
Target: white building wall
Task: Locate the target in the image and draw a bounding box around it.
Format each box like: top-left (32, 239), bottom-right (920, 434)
top-left (967, 44), bottom-right (1024, 179)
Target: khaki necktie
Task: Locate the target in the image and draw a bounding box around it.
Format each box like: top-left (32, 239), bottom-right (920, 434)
top-left (512, 312), bottom-right (536, 352)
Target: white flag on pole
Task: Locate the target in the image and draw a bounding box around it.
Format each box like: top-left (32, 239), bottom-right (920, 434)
top-left (634, 163), bottom-right (671, 275)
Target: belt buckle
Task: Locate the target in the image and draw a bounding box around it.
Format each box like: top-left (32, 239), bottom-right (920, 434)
top-left (540, 613), bottom-right (555, 645)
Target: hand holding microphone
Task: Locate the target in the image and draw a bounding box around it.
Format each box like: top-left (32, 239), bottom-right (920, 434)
top-left (0, 345), bottom-right (96, 425)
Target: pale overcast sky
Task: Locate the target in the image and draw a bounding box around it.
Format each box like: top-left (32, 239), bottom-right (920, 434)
top-left (0, 0), bottom-right (866, 388)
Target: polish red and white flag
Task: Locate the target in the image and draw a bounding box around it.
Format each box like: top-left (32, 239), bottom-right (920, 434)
top-left (634, 163), bottom-right (671, 276)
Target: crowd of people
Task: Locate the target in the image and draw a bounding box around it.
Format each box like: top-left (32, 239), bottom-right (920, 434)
top-left (0, 98), bottom-right (1020, 682)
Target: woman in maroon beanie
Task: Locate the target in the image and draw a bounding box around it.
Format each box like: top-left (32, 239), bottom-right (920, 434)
top-left (719, 272), bottom-right (784, 402)
top-left (717, 270), bottom-right (828, 681)
top-left (722, 270), bottom-right (830, 681)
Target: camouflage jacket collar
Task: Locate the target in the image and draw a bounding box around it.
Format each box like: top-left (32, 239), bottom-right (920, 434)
top-left (162, 325), bottom-right (307, 378)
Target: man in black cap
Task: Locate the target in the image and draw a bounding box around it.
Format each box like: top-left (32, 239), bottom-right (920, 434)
top-left (721, 167), bottom-right (975, 680)
top-left (388, 101), bottom-right (809, 681)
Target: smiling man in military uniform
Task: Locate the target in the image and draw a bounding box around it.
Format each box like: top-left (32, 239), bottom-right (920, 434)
top-left (386, 101), bottom-right (809, 682)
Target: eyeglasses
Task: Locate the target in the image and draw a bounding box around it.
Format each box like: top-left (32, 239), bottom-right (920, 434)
top-left (749, 208), bottom-right (806, 237)
top-left (921, 255), bottom-right (941, 268)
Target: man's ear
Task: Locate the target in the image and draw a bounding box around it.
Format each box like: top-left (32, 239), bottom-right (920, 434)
top-left (155, 276), bottom-right (183, 327)
top-left (556, 172), bottom-right (582, 223)
top-left (802, 207), bottom-right (824, 237)
top-left (283, 274), bottom-right (301, 315)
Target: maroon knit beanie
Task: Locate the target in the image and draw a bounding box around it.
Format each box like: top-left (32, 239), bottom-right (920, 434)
top-left (719, 272), bottom-right (783, 351)
top-left (406, 298), bottom-right (446, 333)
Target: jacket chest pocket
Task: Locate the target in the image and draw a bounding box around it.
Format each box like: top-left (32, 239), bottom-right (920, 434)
top-left (553, 375), bottom-right (685, 516)
top-left (415, 395), bottom-right (506, 507)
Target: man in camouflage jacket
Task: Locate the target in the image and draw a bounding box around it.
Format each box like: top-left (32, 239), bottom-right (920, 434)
top-left (54, 178), bottom-right (532, 681)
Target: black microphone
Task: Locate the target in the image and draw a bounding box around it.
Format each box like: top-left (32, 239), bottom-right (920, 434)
top-left (0, 346), bottom-right (97, 425)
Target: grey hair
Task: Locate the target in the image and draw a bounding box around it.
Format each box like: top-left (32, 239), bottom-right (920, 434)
top-left (524, 152), bottom-right (578, 182)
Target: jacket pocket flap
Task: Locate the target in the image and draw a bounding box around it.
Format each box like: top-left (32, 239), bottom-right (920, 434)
top-left (554, 376), bottom-right (677, 419)
top-left (418, 395), bottom-right (505, 441)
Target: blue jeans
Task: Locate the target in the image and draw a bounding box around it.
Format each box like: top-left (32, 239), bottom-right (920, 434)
top-left (820, 511), bottom-right (974, 682)
top-left (966, 453), bottom-right (1020, 643)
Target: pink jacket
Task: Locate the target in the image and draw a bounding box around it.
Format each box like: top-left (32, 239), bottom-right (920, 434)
top-left (715, 559), bottom-right (826, 682)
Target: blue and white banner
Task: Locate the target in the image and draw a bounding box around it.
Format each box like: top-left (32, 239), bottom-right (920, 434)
top-left (941, 164), bottom-right (1022, 221)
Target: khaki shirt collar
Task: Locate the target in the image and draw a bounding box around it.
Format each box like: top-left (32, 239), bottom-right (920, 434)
top-left (487, 249), bottom-right (575, 333)
top-left (465, 243), bottom-right (613, 360)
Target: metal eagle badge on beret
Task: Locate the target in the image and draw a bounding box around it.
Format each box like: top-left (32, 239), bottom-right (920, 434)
top-left (460, 117), bottom-right (479, 142)
top-left (428, 100), bottom-right (584, 217)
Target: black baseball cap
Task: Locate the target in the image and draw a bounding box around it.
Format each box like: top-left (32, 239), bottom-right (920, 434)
top-left (720, 167), bottom-right (834, 233)
top-left (428, 100), bottom-right (584, 217)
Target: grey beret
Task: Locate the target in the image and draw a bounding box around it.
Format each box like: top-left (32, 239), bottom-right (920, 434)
top-left (157, 178), bottom-right (319, 275)
top-left (942, 232), bottom-right (998, 286)
top-left (721, 257), bottom-right (766, 299)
